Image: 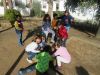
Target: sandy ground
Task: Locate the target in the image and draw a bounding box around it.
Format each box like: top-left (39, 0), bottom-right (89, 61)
top-left (0, 19), bottom-right (100, 75)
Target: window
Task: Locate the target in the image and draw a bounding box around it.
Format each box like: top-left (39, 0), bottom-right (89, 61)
top-left (43, 4), bottom-right (46, 8)
top-left (56, 3), bottom-right (59, 10)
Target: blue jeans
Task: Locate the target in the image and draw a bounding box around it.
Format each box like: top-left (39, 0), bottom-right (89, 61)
top-left (15, 29), bottom-right (23, 46)
top-left (18, 64), bottom-right (36, 75)
top-left (65, 24), bottom-right (71, 33)
top-left (27, 52), bottom-right (36, 60)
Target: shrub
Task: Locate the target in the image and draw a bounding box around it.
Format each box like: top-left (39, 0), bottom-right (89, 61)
top-left (4, 9), bottom-right (21, 26)
top-left (31, 0), bottom-right (43, 17)
top-left (0, 0), bottom-right (3, 6)
top-left (54, 11), bottom-right (63, 17)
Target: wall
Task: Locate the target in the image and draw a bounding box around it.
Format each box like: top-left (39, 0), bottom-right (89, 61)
top-left (0, 7), bottom-right (4, 16)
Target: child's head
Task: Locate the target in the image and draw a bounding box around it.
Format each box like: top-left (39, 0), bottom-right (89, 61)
top-left (16, 15), bottom-right (21, 21)
top-left (43, 14), bottom-right (51, 22)
top-left (52, 42), bottom-right (61, 50)
top-left (53, 13), bottom-right (57, 19)
top-left (60, 20), bottom-right (65, 26)
top-left (35, 37), bottom-right (42, 44)
top-left (64, 10), bottom-right (69, 16)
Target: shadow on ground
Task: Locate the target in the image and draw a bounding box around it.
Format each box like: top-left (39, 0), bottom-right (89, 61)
top-left (23, 26), bottom-right (42, 43)
top-left (5, 50), bottom-right (25, 75)
top-left (76, 66), bottom-right (89, 75)
top-left (0, 27), bottom-right (13, 33)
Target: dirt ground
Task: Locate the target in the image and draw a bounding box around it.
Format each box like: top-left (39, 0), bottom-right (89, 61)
top-left (0, 19), bottom-right (100, 75)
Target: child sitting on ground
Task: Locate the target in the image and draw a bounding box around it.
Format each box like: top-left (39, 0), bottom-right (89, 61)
top-left (42, 14), bottom-right (55, 43)
top-left (53, 43), bottom-right (71, 69)
top-left (18, 46), bottom-right (52, 75)
top-left (25, 36), bottom-right (42, 63)
top-left (58, 20), bottom-right (68, 46)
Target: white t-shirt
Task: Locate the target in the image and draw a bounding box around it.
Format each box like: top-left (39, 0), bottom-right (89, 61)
top-left (25, 42), bottom-right (40, 53)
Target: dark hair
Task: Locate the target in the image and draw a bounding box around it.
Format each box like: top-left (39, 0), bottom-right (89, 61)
top-left (52, 42), bottom-right (61, 48)
top-left (32, 35), bottom-right (42, 42)
top-left (64, 10), bottom-right (70, 15)
top-left (42, 45), bottom-right (52, 54)
top-left (60, 20), bottom-right (65, 26)
top-left (53, 13), bottom-right (57, 17)
top-left (43, 14), bottom-right (51, 22)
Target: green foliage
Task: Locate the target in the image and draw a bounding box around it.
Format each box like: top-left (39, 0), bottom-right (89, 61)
top-left (4, 9), bottom-right (21, 22)
top-left (0, 0), bottom-right (3, 6)
top-left (31, 0), bottom-right (42, 17)
top-left (54, 11), bottom-right (63, 17)
top-left (65, 0), bottom-right (98, 11)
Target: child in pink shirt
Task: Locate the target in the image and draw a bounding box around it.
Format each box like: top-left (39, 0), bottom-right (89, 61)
top-left (53, 43), bottom-right (71, 68)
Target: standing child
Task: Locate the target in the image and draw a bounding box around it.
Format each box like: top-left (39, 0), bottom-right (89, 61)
top-left (53, 43), bottom-right (71, 69)
top-left (52, 13), bottom-right (58, 30)
top-left (42, 14), bottom-right (55, 43)
top-left (58, 21), bottom-right (68, 46)
top-left (58, 10), bottom-right (74, 33)
top-left (14, 16), bottom-right (24, 46)
top-left (25, 37), bottom-right (41, 63)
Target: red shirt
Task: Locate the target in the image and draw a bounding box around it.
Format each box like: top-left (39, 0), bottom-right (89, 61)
top-left (58, 25), bottom-right (68, 39)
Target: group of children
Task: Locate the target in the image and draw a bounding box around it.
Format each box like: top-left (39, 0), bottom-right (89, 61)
top-left (18, 10), bottom-right (74, 75)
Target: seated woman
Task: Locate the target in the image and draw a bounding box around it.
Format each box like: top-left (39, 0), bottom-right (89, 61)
top-left (42, 14), bottom-right (55, 43)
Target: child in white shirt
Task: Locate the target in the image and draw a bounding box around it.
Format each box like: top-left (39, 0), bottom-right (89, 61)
top-left (25, 37), bottom-right (41, 63)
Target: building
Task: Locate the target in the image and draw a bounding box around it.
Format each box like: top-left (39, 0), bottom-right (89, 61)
top-left (40, 0), bottom-right (66, 13)
top-left (0, 0), bottom-right (66, 16)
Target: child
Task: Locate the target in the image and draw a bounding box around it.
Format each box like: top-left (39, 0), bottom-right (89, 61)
top-left (53, 43), bottom-right (71, 69)
top-left (58, 10), bottom-right (74, 32)
top-left (25, 37), bottom-right (42, 63)
top-left (18, 46), bottom-right (52, 75)
top-left (39, 35), bottom-right (46, 49)
top-left (52, 13), bottom-right (58, 30)
top-left (14, 15), bottom-right (24, 46)
top-left (58, 20), bottom-right (68, 46)
top-left (42, 14), bottom-right (55, 43)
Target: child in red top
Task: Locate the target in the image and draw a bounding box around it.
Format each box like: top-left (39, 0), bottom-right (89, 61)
top-left (58, 21), bottom-right (68, 46)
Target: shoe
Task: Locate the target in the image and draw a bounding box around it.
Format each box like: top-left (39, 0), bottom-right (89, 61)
top-left (18, 70), bottom-right (24, 75)
top-left (55, 66), bottom-right (61, 70)
top-left (26, 58), bottom-right (33, 63)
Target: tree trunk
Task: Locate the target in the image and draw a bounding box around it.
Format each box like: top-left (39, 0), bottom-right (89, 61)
top-left (47, 0), bottom-right (53, 21)
top-left (96, 0), bottom-right (100, 38)
top-left (8, 0), bottom-right (13, 9)
top-left (30, 0), bottom-right (33, 9)
top-left (3, 0), bottom-right (7, 13)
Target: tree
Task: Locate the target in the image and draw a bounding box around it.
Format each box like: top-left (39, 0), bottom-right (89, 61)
top-left (31, 0), bottom-right (42, 17)
top-left (30, 0), bottom-right (32, 9)
top-left (8, 0), bottom-right (13, 9)
top-left (96, 0), bottom-right (100, 38)
top-left (3, 0), bottom-right (7, 13)
top-left (65, 0), bottom-right (100, 38)
top-left (47, 0), bottom-right (53, 20)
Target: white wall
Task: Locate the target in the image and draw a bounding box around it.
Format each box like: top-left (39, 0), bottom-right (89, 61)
top-left (41, 0), bottom-right (66, 13)
top-left (0, 7), bottom-right (4, 16)
top-left (58, 0), bottom-right (66, 11)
